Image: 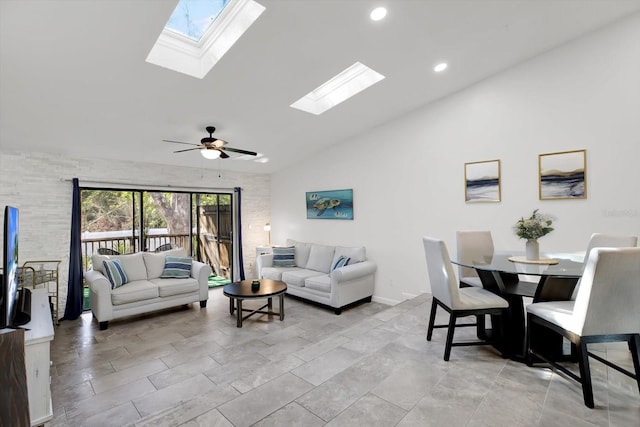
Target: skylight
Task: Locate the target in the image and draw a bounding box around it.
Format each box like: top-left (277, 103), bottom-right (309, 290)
top-left (146, 0), bottom-right (265, 79)
top-left (165, 0), bottom-right (230, 42)
top-left (290, 62), bottom-right (385, 115)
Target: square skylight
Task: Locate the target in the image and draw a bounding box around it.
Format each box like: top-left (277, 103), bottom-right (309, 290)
top-left (290, 62), bottom-right (385, 115)
top-left (146, 0), bottom-right (265, 79)
top-left (165, 0), bottom-right (230, 42)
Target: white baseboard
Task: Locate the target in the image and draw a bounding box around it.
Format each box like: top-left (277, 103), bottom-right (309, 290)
top-left (372, 295), bottom-right (400, 306)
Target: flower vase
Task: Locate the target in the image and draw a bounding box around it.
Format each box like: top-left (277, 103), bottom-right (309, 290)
top-left (525, 239), bottom-right (539, 261)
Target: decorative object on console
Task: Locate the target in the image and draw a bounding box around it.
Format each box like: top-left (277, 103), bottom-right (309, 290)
top-left (514, 209), bottom-right (554, 261)
top-left (464, 159), bottom-right (501, 203)
top-left (538, 149), bottom-right (586, 200)
top-left (306, 189), bottom-right (353, 220)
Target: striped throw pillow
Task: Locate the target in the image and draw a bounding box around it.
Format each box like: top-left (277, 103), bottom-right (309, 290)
top-left (331, 256), bottom-right (350, 271)
top-left (273, 246), bottom-right (296, 267)
top-left (103, 259), bottom-right (128, 289)
top-left (161, 256), bottom-right (192, 278)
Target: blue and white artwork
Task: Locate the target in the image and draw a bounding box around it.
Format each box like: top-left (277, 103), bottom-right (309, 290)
top-left (465, 160), bottom-right (501, 202)
top-left (539, 150), bottom-right (586, 200)
top-left (306, 189), bottom-right (353, 220)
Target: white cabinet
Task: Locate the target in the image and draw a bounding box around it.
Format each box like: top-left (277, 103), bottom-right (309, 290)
top-left (23, 288), bottom-right (54, 426)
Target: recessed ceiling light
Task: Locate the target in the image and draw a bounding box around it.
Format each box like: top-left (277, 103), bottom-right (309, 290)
top-left (290, 62), bottom-right (385, 115)
top-left (434, 62), bottom-right (448, 73)
top-left (370, 7), bottom-right (387, 21)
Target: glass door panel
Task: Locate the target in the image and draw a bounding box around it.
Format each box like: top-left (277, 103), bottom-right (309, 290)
top-left (194, 193), bottom-right (232, 279)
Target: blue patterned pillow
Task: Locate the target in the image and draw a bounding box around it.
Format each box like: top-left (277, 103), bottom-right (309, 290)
top-left (161, 256), bottom-right (192, 278)
top-left (273, 246), bottom-right (296, 267)
top-left (103, 259), bottom-right (128, 289)
top-left (331, 256), bottom-right (350, 271)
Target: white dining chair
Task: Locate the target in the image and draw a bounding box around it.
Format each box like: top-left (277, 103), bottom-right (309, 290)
top-left (570, 233), bottom-right (638, 299)
top-left (456, 230), bottom-right (494, 288)
top-left (526, 247), bottom-right (640, 408)
top-left (423, 236), bottom-right (509, 361)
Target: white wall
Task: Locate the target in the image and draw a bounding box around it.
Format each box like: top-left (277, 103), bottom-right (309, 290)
top-left (271, 13), bottom-right (640, 305)
top-left (0, 151), bottom-right (271, 312)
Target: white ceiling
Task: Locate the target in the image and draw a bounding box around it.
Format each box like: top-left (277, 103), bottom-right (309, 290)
top-left (2, 0), bottom-right (639, 174)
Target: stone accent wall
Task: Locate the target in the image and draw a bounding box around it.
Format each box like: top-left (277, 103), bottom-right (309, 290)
top-left (0, 150), bottom-right (271, 317)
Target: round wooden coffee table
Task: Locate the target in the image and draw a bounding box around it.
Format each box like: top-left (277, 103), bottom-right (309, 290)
top-left (223, 279), bottom-right (287, 327)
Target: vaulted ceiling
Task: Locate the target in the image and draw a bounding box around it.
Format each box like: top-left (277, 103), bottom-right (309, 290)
top-left (2, 0), bottom-right (639, 174)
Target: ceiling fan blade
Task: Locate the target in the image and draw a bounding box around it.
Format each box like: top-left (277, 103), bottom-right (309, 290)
top-left (219, 150), bottom-right (230, 159)
top-left (223, 147), bottom-right (257, 156)
top-left (173, 147), bottom-right (202, 153)
top-left (163, 139), bottom-right (200, 146)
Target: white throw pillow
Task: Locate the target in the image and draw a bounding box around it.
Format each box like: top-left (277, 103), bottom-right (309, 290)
top-left (286, 239), bottom-right (312, 267)
top-left (92, 251), bottom-right (155, 281)
top-left (305, 244), bottom-right (336, 273)
top-left (114, 252), bottom-right (147, 282)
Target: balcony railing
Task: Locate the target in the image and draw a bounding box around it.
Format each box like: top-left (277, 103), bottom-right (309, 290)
top-left (82, 234), bottom-right (190, 271)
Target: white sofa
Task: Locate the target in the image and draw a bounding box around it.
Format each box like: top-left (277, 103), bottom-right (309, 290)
top-left (84, 248), bottom-right (211, 330)
top-left (257, 239), bottom-right (376, 314)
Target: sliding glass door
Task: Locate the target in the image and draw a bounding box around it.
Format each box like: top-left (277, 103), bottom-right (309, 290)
top-left (81, 188), bottom-right (233, 279)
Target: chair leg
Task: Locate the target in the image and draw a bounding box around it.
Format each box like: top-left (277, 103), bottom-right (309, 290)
top-left (576, 340), bottom-right (594, 409)
top-left (427, 299), bottom-right (438, 341)
top-left (443, 313), bottom-right (457, 361)
top-left (629, 334), bottom-right (640, 396)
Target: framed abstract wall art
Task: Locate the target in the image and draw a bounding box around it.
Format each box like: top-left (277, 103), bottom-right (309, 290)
top-left (464, 159), bottom-right (501, 203)
top-left (306, 189), bottom-right (353, 220)
top-left (538, 149), bottom-right (587, 200)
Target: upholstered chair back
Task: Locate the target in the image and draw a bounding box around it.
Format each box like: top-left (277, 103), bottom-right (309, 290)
top-left (456, 231), bottom-right (494, 282)
top-left (573, 247), bottom-right (640, 336)
top-left (584, 233), bottom-right (637, 262)
top-left (423, 237), bottom-right (461, 309)
top-left (571, 233), bottom-right (638, 300)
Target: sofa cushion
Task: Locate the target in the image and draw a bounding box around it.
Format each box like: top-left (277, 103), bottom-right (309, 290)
top-left (273, 246), bottom-right (296, 267)
top-left (287, 240), bottom-right (312, 268)
top-left (151, 277), bottom-right (199, 297)
top-left (262, 267), bottom-right (297, 281)
top-left (103, 259), bottom-right (128, 289)
top-left (332, 246), bottom-right (366, 268)
top-left (143, 248), bottom-right (188, 279)
top-left (161, 256), bottom-right (193, 278)
top-left (111, 280), bottom-right (159, 305)
top-left (92, 252), bottom-right (148, 282)
top-left (281, 269), bottom-right (324, 287)
top-left (305, 275), bottom-right (331, 293)
top-left (305, 244), bottom-right (335, 273)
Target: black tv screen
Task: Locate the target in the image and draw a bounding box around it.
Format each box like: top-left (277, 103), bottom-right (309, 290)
top-left (1, 206), bottom-right (19, 329)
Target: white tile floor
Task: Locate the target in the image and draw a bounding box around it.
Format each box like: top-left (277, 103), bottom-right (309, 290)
top-left (49, 289), bottom-right (640, 426)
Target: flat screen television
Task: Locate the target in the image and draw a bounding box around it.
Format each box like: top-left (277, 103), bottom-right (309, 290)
top-left (1, 206), bottom-right (19, 329)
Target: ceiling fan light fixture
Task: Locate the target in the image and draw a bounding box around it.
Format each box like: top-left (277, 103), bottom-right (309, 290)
top-left (201, 149), bottom-right (221, 159)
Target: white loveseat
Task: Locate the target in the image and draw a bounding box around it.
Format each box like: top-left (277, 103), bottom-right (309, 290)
top-left (84, 248), bottom-right (211, 330)
top-left (257, 239), bottom-right (376, 314)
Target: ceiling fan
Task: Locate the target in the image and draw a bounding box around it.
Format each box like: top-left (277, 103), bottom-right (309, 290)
top-left (163, 126), bottom-right (257, 159)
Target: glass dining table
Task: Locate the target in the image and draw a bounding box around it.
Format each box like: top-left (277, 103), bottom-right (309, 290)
top-left (451, 251), bottom-right (585, 361)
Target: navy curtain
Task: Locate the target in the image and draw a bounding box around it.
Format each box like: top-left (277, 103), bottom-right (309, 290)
top-left (62, 178), bottom-right (83, 320)
top-left (234, 187), bottom-right (245, 280)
